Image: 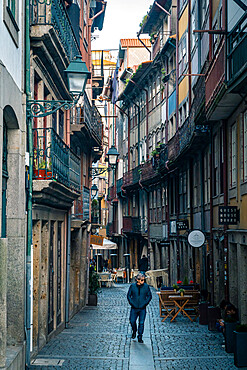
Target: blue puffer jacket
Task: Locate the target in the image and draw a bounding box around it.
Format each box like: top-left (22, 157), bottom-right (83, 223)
top-left (127, 282), bottom-right (152, 309)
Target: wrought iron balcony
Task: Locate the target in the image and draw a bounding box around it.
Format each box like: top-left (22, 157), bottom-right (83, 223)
top-left (30, 0), bottom-right (80, 60)
top-left (227, 12), bottom-right (247, 93)
top-left (140, 160), bottom-right (158, 183)
top-left (33, 127), bottom-right (80, 192)
top-left (116, 178), bottom-right (123, 194)
top-left (122, 216), bottom-right (141, 234)
top-left (72, 187), bottom-right (90, 220)
top-left (106, 222), bottom-right (113, 236)
top-left (205, 41), bottom-right (225, 110)
top-left (70, 93), bottom-right (103, 147)
top-left (122, 166), bottom-right (141, 188)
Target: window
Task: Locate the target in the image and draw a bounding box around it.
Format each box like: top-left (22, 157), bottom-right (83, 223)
top-left (59, 110), bottom-right (64, 139)
top-left (231, 123), bottom-right (237, 186)
top-left (4, 0), bottom-right (19, 46)
top-left (178, 33), bottom-right (187, 75)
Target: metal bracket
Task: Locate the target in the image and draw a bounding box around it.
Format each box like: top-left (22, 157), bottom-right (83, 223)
top-left (26, 97), bottom-right (80, 118)
top-left (89, 167), bottom-right (109, 178)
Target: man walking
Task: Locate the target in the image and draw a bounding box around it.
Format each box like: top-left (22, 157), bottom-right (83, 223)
top-left (127, 273), bottom-right (152, 343)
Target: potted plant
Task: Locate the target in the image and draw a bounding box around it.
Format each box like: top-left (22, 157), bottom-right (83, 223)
top-left (179, 288), bottom-right (185, 297)
top-left (173, 284), bottom-right (179, 292)
top-left (88, 271), bottom-right (100, 306)
top-left (234, 324), bottom-right (247, 367)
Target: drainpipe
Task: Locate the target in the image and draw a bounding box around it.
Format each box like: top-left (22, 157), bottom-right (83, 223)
top-left (223, 120), bottom-right (229, 301)
top-left (200, 151), bottom-right (206, 292)
top-left (25, 0), bottom-right (33, 364)
top-left (65, 211), bottom-right (71, 327)
top-left (209, 130), bottom-right (214, 304)
top-left (137, 32), bottom-right (152, 60)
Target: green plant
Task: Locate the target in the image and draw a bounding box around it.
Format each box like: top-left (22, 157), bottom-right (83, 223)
top-left (89, 271), bottom-right (100, 294)
top-left (173, 284), bottom-right (179, 290)
top-left (183, 276), bottom-right (189, 285)
top-left (179, 288), bottom-right (185, 293)
top-left (236, 324), bottom-right (247, 332)
top-left (151, 149), bottom-right (159, 157)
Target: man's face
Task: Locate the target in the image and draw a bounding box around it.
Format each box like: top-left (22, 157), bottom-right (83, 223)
top-left (137, 278), bottom-right (145, 285)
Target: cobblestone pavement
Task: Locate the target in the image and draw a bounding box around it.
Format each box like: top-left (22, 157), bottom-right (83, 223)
top-left (30, 284), bottom-right (236, 369)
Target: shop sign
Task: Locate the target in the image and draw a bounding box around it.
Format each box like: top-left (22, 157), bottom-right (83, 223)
top-left (90, 235), bottom-right (103, 246)
top-left (188, 230), bottom-right (205, 248)
top-left (177, 220), bottom-right (189, 230)
top-left (219, 206), bottom-right (239, 225)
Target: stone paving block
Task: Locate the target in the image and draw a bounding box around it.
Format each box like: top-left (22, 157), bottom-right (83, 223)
top-left (29, 284), bottom-right (237, 369)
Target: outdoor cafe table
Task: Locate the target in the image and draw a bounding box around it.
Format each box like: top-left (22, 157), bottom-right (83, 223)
top-left (168, 295), bottom-right (193, 322)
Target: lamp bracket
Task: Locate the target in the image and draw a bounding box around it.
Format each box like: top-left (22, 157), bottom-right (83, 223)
top-left (26, 97), bottom-right (80, 118)
top-left (89, 167), bottom-right (109, 178)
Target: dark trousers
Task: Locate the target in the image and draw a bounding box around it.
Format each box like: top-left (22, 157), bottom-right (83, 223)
top-left (129, 307), bottom-right (146, 336)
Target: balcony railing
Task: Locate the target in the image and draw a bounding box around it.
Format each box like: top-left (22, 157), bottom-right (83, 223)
top-left (116, 178), bottom-right (123, 194)
top-left (71, 94), bottom-right (103, 145)
top-left (30, 0), bottom-right (80, 60)
top-left (123, 166), bottom-right (140, 188)
top-left (205, 41), bottom-right (225, 108)
top-left (140, 160), bottom-right (157, 182)
top-left (123, 216), bottom-right (141, 233)
top-left (228, 12), bottom-right (247, 87)
top-left (33, 127), bottom-right (80, 192)
top-left (72, 187), bottom-right (89, 220)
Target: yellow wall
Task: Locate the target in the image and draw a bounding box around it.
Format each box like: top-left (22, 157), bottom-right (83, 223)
top-left (212, 0), bottom-right (221, 20)
top-left (179, 77), bottom-right (188, 105)
top-left (179, 5), bottom-right (188, 40)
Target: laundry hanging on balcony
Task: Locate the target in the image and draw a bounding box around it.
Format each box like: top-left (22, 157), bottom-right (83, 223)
top-left (91, 238), bottom-right (118, 250)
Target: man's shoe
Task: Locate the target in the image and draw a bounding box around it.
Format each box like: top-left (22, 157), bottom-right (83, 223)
top-left (137, 335), bottom-right (143, 343)
top-left (131, 331), bottom-right (136, 339)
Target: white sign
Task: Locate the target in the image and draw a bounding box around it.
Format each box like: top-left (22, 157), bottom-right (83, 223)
top-left (188, 230), bottom-right (205, 248)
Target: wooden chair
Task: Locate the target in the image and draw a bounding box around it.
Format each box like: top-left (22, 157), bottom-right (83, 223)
top-left (157, 291), bottom-right (180, 321)
top-left (99, 273), bottom-right (113, 287)
top-left (182, 290), bottom-right (200, 321)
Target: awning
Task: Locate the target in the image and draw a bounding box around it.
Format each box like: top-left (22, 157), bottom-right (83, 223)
top-left (91, 238), bottom-right (118, 250)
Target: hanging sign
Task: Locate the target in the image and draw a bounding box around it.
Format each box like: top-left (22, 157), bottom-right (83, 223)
top-left (90, 235), bottom-right (103, 246)
top-left (188, 230), bottom-right (205, 248)
top-left (219, 206), bottom-right (239, 225)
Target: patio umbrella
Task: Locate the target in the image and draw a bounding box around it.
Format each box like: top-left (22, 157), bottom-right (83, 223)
top-left (91, 238), bottom-right (117, 250)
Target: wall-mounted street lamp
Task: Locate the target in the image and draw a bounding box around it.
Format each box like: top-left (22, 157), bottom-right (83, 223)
top-left (91, 184), bottom-right (98, 199)
top-left (89, 145), bottom-right (119, 178)
top-left (27, 56), bottom-right (91, 118)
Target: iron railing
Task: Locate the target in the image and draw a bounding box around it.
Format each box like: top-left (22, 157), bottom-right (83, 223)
top-left (30, 0), bottom-right (80, 60)
top-left (116, 178), bottom-right (123, 194)
top-left (72, 187), bottom-right (90, 220)
top-left (33, 127), bottom-right (80, 192)
top-left (71, 94), bottom-right (103, 144)
top-left (123, 216), bottom-right (141, 233)
top-left (228, 12), bottom-right (247, 84)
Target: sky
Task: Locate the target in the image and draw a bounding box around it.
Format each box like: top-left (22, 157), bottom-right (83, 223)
top-left (92, 0), bottom-right (154, 51)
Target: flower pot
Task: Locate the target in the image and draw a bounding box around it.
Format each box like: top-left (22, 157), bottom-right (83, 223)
top-left (225, 322), bottom-right (237, 353)
top-left (180, 292), bottom-right (184, 297)
top-left (234, 331), bottom-right (247, 367)
top-left (199, 302), bottom-right (208, 325)
top-left (87, 293), bottom-right (97, 306)
top-left (207, 306), bottom-right (221, 331)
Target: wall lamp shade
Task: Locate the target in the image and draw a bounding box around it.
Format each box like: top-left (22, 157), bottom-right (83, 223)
top-left (91, 184), bottom-right (98, 198)
top-left (106, 145), bottom-right (119, 167)
top-left (64, 56), bottom-right (91, 96)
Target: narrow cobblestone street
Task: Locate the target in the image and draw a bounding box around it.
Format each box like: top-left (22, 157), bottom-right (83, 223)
top-left (30, 284), bottom-right (236, 370)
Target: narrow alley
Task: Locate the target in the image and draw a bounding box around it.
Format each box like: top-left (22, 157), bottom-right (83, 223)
top-left (30, 285), bottom-right (235, 370)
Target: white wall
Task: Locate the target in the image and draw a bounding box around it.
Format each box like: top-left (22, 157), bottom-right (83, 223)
top-left (0, 0), bottom-right (24, 90)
